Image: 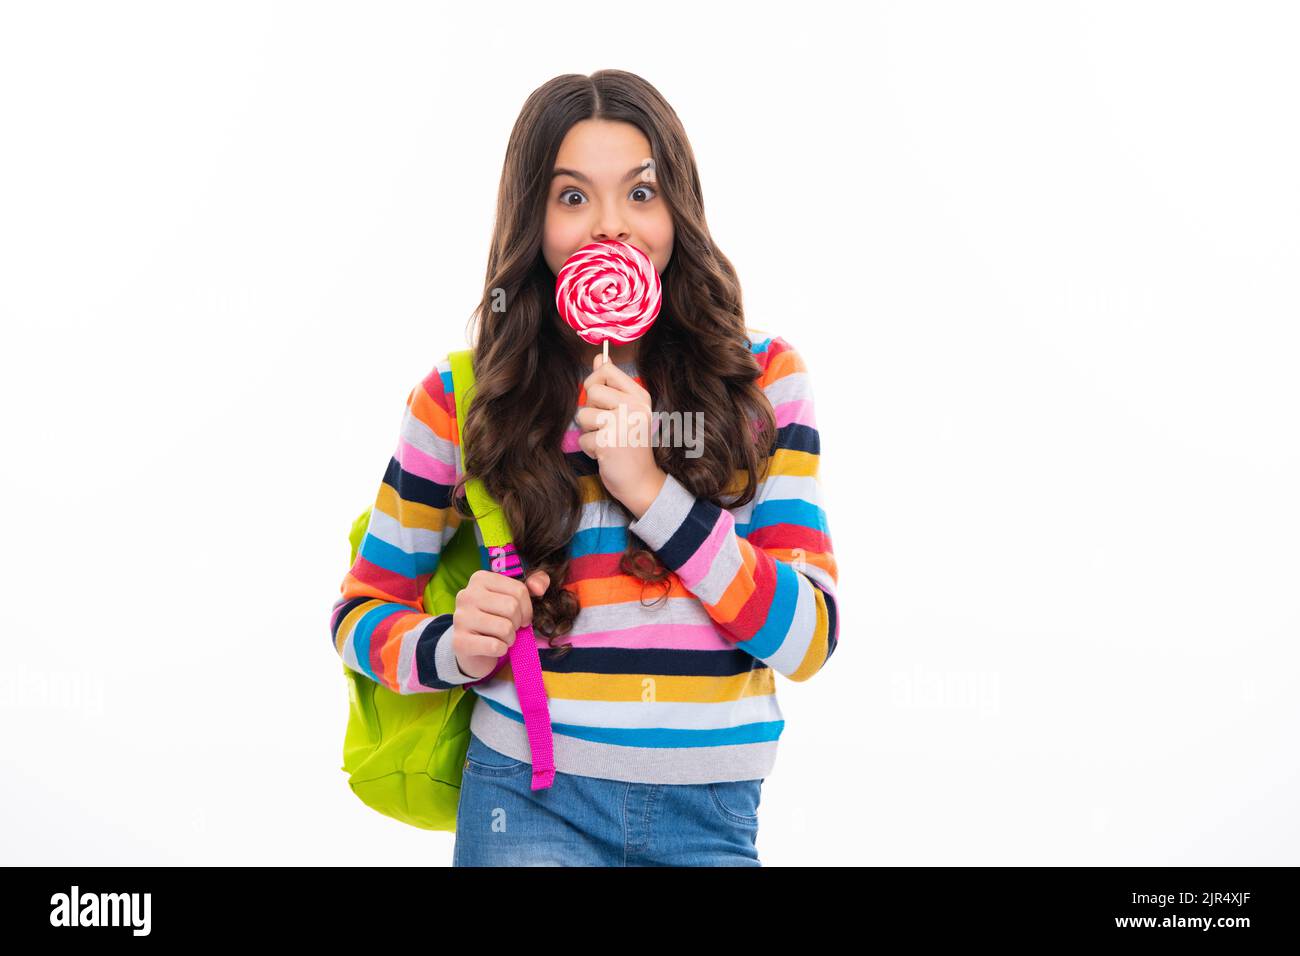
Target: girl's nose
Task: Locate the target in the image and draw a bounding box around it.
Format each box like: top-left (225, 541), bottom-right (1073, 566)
top-left (593, 213), bottom-right (630, 243)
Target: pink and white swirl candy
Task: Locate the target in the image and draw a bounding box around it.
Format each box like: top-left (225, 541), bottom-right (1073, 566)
top-left (555, 239), bottom-right (662, 345)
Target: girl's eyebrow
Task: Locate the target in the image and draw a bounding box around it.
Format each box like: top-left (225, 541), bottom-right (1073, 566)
top-left (551, 165), bottom-right (649, 186)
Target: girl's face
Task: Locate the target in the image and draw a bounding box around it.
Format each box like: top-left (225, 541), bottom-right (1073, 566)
top-left (543, 119), bottom-right (674, 279)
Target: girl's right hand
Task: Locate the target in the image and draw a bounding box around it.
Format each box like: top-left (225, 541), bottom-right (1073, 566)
top-left (452, 568), bottom-right (551, 680)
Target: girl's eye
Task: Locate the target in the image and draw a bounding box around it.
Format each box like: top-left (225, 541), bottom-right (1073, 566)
top-left (557, 185), bottom-right (658, 206)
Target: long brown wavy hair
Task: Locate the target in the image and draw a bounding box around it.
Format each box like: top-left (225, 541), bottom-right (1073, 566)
top-left (449, 70), bottom-right (777, 654)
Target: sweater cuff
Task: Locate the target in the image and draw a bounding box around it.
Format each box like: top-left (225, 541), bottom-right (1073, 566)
top-left (433, 622), bottom-right (479, 685)
top-left (626, 471), bottom-right (729, 589)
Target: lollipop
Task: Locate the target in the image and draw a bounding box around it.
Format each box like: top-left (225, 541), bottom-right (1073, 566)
top-left (555, 239), bottom-right (662, 364)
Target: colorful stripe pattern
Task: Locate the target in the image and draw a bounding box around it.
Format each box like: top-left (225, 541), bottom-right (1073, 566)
top-left (328, 364), bottom-right (471, 693)
top-left (625, 335), bottom-right (839, 680)
top-left (329, 331), bottom-right (840, 783)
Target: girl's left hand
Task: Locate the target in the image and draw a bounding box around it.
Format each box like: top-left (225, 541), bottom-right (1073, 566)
top-left (576, 353), bottom-right (666, 519)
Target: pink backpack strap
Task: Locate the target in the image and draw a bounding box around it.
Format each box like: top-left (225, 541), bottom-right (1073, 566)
top-left (467, 542), bottom-right (556, 790)
top-left (448, 348), bottom-right (556, 790)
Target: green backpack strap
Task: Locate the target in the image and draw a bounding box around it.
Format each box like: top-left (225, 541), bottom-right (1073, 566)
top-left (447, 349), bottom-right (512, 548)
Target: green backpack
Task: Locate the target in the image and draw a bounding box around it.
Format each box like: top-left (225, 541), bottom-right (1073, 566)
top-left (338, 348), bottom-right (488, 832)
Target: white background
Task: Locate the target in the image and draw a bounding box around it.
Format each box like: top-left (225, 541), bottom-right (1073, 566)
top-left (2, 1), bottom-right (1296, 866)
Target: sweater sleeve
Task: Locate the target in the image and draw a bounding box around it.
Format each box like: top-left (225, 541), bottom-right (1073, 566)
top-left (328, 356), bottom-right (481, 692)
top-left (627, 336), bottom-right (840, 681)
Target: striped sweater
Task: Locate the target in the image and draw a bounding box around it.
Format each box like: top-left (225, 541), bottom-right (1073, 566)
top-left (329, 330), bottom-right (839, 784)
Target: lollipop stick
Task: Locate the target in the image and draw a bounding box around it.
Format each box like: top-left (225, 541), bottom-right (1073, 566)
top-left (602, 338), bottom-right (609, 367)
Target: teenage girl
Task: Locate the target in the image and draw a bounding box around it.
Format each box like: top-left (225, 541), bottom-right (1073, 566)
top-left (332, 69), bottom-right (840, 866)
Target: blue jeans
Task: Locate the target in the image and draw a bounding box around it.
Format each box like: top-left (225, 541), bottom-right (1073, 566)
top-left (453, 731), bottom-right (763, 866)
